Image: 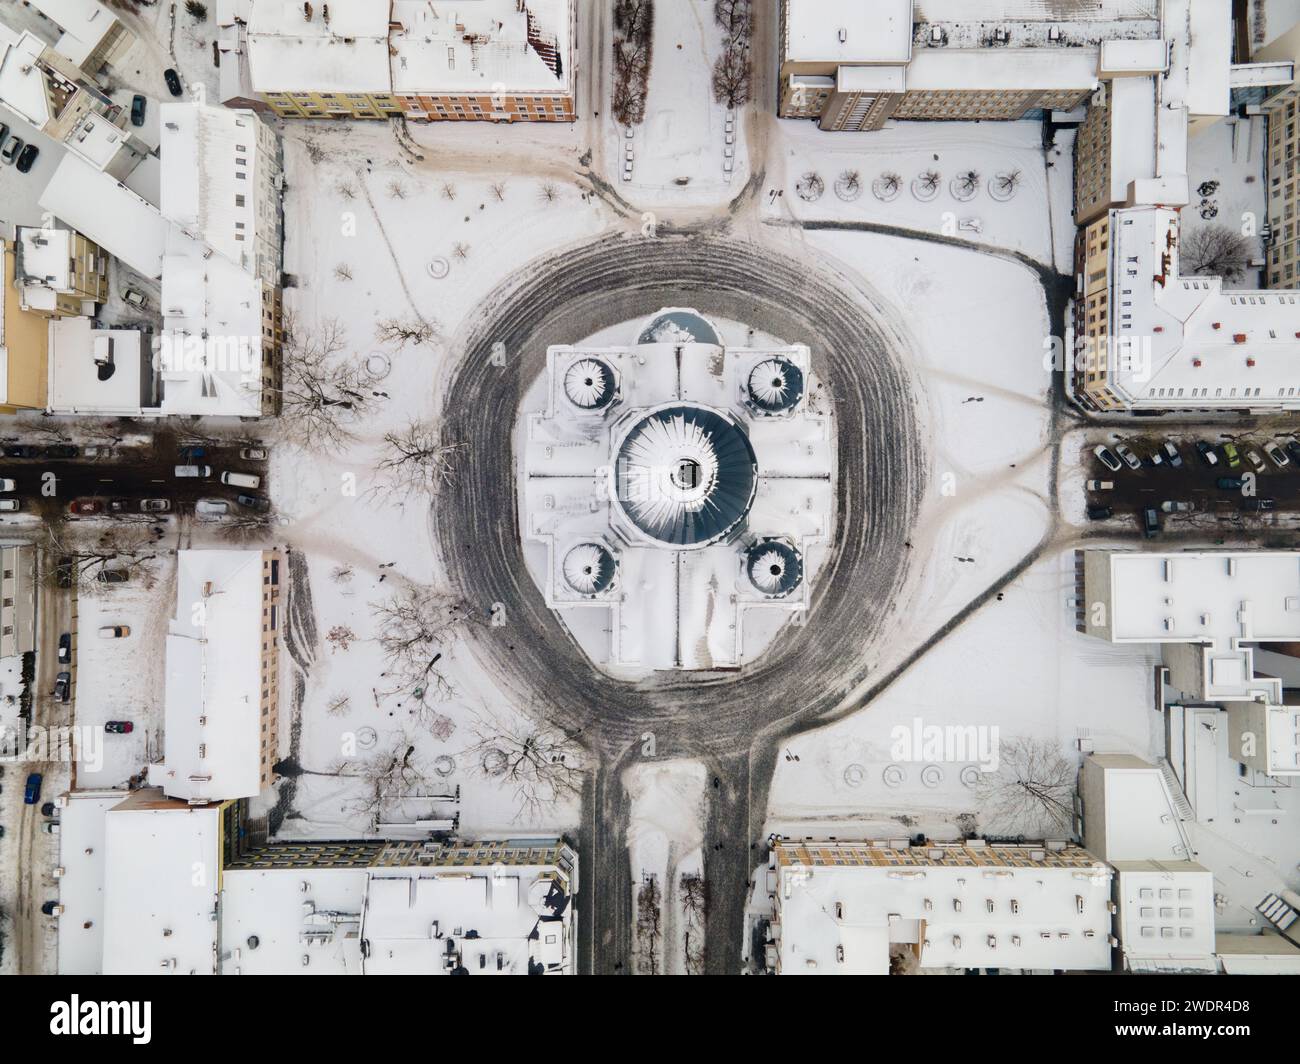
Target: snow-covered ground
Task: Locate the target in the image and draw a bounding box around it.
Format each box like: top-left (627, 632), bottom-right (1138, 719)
top-left (1183, 115), bottom-right (1270, 290)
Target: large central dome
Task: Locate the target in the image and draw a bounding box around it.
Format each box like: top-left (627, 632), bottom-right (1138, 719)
top-left (614, 404), bottom-right (758, 547)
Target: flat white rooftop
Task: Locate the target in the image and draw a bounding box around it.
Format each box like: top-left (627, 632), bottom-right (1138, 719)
top-left (784, 0), bottom-right (912, 65)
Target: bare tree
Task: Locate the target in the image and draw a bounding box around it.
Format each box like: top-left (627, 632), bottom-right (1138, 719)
top-left (680, 872), bottom-right (708, 975)
top-left (974, 736), bottom-right (1076, 838)
top-left (1181, 224), bottom-right (1254, 281)
top-left (635, 874), bottom-right (662, 975)
top-left (333, 263), bottom-right (353, 282)
top-left (712, 44), bottom-right (751, 107)
top-left (273, 314), bottom-right (371, 449)
top-left (440, 181), bottom-right (458, 201)
top-left (490, 181), bottom-right (507, 201)
top-left (714, 0), bottom-right (752, 38)
top-left (918, 169), bottom-right (941, 193)
top-left (335, 180), bottom-right (356, 200)
top-left (372, 581), bottom-right (479, 711)
top-left (956, 169), bottom-right (980, 195)
top-left (386, 180), bottom-right (407, 200)
top-left (452, 241), bottom-right (470, 261)
top-left (995, 169), bottom-right (1022, 195)
top-left (461, 704), bottom-right (585, 822)
top-left (338, 733), bottom-right (432, 832)
top-left (218, 510), bottom-right (276, 543)
top-left (326, 625), bottom-right (357, 652)
top-left (368, 419), bottom-right (460, 505)
top-left (612, 0), bottom-right (654, 126)
top-left (538, 180), bottom-right (559, 204)
top-left (374, 316), bottom-right (438, 349)
top-left (37, 521), bottom-right (159, 598)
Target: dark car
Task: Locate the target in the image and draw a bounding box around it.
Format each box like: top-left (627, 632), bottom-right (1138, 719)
top-left (24, 772), bottom-right (42, 804)
top-left (96, 568), bottom-right (129, 584)
top-left (139, 498), bottom-right (171, 513)
top-left (1286, 439), bottom-right (1300, 466)
top-left (57, 633), bottom-right (71, 664)
top-left (53, 671), bottom-right (70, 703)
top-left (1086, 505), bottom-right (1113, 521)
top-left (1195, 441), bottom-right (1220, 467)
top-left (15, 143), bottom-right (38, 173)
top-left (1162, 441), bottom-right (1183, 468)
top-left (164, 68), bottom-right (183, 97)
top-left (1142, 507), bottom-right (1160, 538)
top-left (1242, 498), bottom-right (1277, 512)
top-left (41, 900), bottom-right (60, 916)
top-left (131, 94), bottom-right (146, 126)
top-left (105, 721), bottom-right (134, 734)
top-left (237, 493), bottom-right (271, 512)
top-left (1217, 476), bottom-right (1246, 491)
top-left (0, 122), bottom-right (8, 149)
top-left (42, 444), bottom-right (78, 459)
top-left (40, 802), bottom-right (56, 817)
top-left (4, 445), bottom-right (38, 458)
top-left (108, 498), bottom-right (130, 514)
top-left (69, 498), bottom-right (102, 515)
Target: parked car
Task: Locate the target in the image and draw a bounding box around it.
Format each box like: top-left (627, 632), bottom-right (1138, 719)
top-left (1085, 480), bottom-right (1114, 491)
top-left (1086, 505), bottom-right (1113, 521)
top-left (239, 447), bottom-right (268, 461)
top-left (98, 625), bottom-right (130, 638)
top-left (24, 773), bottom-right (42, 804)
top-left (41, 444), bottom-right (78, 459)
top-left (1217, 476), bottom-right (1246, 491)
top-left (1162, 441), bottom-right (1184, 468)
top-left (105, 721), bottom-right (133, 734)
top-left (1093, 445), bottom-right (1122, 472)
top-left (0, 500), bottom-right (19, 512)
top-left (139, 498), bottom-right (171, 513)
top-left (41, 900), bottom-right (62, 916)
top-left (1242, 498), bottom-right (1277, 512)
top-left (174, 464), bottom-right (211, 478)
top-left (195, 499), bottom-right (229, 517)
top-left (96, 568), bottom-right (128, 584)
top-left (123, 288), bottom-right (148, 309)
top-left (1115, 444), bottom-right (1142, 471)
top-left (83, 446), bottom-right (113, 459)
top-left (0, 122), bottom-right (7, 149)
top-left (1195, 441), bottom-right (1220, 467)
top-left (0, 478), bottom-right (14, 492)
top-left (1161, 500), bottom-right (1194, 513)
top-left (53, 672), bottom-right (70, 703)
top-left (69, 498), bottom-right (101, 515)
top-left (57, 633), bottom-right (71, 663)
top-left (43, 821), bottom-right (59, 835)
top-left (1287, 439), bottom-right (1300, 466)
top-left (220, 470), bottom-right (261, 489)
top-left (1264, 441), bottom-right (1290, 467)
top-left (236, 493), bottom-right (271, 512)
top-left (1245, 449), bottom-right (1266, 473)
top-left (4, 445), bottom-right (37, 458)
top-left (1146, 449), bottom-right (1164, 468)
top-left (1142, 507), bottom-right (1161, 538)
top-left (108, 498), bottom-right (130, 514)
top-left (164, 67), bottom-right (183, 96)
top-left (130, 94), bottom-right (146, 127)
top-left (15, 143), bottom-right (37, 173)
top-left (1222, 442), bottom-right (1242, 468)
top-left (40, 802), bottom-right (56, 817)
top-left (1, 135), bottom-right (22, 164)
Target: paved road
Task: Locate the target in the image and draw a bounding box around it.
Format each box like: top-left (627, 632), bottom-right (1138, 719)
top-left (433, 232), bottom-right (929, 972)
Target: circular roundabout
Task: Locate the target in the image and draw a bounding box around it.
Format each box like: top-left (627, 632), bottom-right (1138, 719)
top-left (434, 234), bottom-right (927, 750)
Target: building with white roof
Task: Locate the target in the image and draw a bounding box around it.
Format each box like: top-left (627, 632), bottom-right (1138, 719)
top-left (148, 549), bottom-right (282, 804)
top-left (0, 543), bottom-right (37, 657)
top-left (0, 23), bottom-right (148, 178)
top-left (100, 789), bottom-right (225, 975)
top-left (777, 0), bottom-right (1160, 131)
top-left (764, 839), bottom-right (1115, 974)
top-left (27, 0), bottom-right (134, 73)
top-left (46, 316), bottom-right (150, 415)
top-left (54, 789), bottom-right (128, 975)
top-left (218, 0), bottom-right (575, 122)
top-left (1225, 701), bottom-right (1300, 778)
top-left (1081, 549), bottom-right (1300, 702)
top-left (520, 308), bottom-right (834, 675)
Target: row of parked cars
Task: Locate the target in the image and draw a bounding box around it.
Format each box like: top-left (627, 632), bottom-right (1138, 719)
top-left (1093, 438), bottom-right (1300, 474)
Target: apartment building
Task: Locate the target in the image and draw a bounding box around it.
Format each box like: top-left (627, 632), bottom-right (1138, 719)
top-left (0, 239), bottom-right (51, 413)
top-left (764, 838), bottom-right (1114, 974)
top-left (0, 24), bottom-right (148, 179)
top-left (0, 544), bottom-right (37, 658)
top-left (147, 549), bottom-right (282, 803)
top-left (14, 224), bottom-right (108, 317)
top-left (28, 0), bottom-right (134, 73)
top-left (217, 0), bottom-right (575, 123)
top-left (776, 0), bottom-right (1159, 133)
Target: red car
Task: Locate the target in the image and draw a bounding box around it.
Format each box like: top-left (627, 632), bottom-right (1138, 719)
top-left (69, 498), bottom-right (102, 516)
top-left (104, 721), bottom-right (133, 734)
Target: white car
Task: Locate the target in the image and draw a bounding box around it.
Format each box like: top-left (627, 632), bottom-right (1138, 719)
top-left (1245, 449), bottom-right (1266, 473)
top-left (239, 447), bottom-right (268, 461)
top-left (0, 478), bottom-right (14, 492)
top-left (195, 499), bottom-right (229, 518)
top-left (1265, 441), bottom-right (1290, 467)
top-left (1114, 444), bottom-right (1142, 471)
top-left (0, 499), bottom-right (18, 512)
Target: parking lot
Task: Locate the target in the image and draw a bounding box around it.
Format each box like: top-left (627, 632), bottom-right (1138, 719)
top-left (1084, 431), bottom-right (1300, 536)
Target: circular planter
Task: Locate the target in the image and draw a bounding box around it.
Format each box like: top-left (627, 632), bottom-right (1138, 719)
top-left (950, 175), bottom-right (979, 202)
top-left (911, 174), bottom-right (941, 202)
top-left (364, 352), bottom-right (392, 381)
top-left (843, 763), bottom-right (866, 787)
top-left (795, 173), bottom-right (825, 203)
top-left (988, 172), bottom-right (1019, 202)
top-left (834, 173), bottom-right (865, 201)
top-left (869, 175), bottom-right (900, 202)
top-left (427, 257), bottom-right (450, 279)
